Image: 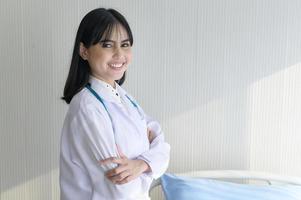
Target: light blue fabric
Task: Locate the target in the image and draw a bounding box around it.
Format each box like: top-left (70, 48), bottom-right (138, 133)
top-left (161, 173), bottom-right (301, 200)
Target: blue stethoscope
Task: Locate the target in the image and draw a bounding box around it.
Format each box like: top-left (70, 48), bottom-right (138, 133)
top-left (85, 83), bottom-right (144, 135)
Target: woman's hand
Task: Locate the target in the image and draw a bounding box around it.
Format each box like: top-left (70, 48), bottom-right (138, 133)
top-left (100, 146), bottom-right (150, 185)
top-left (147, 128), bottom-right (156, 143)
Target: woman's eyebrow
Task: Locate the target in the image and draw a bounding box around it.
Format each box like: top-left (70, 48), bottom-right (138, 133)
top-left (121, 39), bottom-right (130, 43)
top-left (100, 39), bottom-right (130, 43)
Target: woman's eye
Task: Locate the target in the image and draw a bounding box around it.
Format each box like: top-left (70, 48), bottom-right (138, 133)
top-left (102, 43), bottom-right (112, 48)
top-left (121, 43), bottom-right (130, 47)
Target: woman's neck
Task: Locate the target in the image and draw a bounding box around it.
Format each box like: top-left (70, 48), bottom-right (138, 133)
top-left (92, 75), bottom-right (116, 89)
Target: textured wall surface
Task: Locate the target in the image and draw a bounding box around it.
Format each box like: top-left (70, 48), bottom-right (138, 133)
top-left (1, 0), bottom-right (301, 199)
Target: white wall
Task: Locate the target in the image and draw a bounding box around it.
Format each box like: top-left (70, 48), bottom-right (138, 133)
top-left (1, 0), bottom-right (301, 199)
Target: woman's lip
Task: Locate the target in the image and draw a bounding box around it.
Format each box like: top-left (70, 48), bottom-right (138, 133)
top-left (108, 63), bottom-right (125, 68)
top-left (108, 63), bottom-right (126, 70)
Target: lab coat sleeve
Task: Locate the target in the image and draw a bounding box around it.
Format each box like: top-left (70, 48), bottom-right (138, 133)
top-left (68, 104), bottom-right (144, 199)
top-left (137, 114), bottom-right (171, 179)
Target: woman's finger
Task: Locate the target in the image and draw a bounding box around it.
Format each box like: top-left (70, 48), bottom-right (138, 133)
top-left (109, 170), bottom-right (130, 183)
top-left (106, 165), bottom-right (128, 177)
top-left (147, 129), bottom-right (156, 143)
top-left (116, 175), bottom-right (134, 184)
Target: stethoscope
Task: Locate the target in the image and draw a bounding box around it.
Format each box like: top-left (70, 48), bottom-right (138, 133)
top-left (85, 83), bottom-right (144, 138)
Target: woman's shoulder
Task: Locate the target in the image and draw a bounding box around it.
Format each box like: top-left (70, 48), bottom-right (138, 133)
top-left (68, 87), bottom-right (104, 118)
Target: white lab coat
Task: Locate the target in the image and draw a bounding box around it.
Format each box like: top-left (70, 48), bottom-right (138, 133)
top-left (60, 76), bottom-right (170, 200)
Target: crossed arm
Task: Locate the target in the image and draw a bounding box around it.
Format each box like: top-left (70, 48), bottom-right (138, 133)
top-left (71, 105), bottom-right (170, 187)
top-left (100, 128), bottom-right (156, 185)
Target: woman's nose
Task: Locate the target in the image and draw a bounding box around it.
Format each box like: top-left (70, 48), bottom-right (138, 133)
top-left (113, 47), bottom-right (123, 59)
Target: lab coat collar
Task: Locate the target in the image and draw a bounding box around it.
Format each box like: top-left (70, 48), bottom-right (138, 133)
top-left (88, 76), bottom-right (123, 104)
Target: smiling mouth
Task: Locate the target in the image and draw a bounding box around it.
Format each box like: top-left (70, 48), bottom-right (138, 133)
top-left (109, 63), bottom-right (125, 69)
top-left (109, 63), bottom-right (125, 68)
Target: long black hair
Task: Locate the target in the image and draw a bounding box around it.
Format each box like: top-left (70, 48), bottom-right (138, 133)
top-left (61, 8), bottom-right (133, 104)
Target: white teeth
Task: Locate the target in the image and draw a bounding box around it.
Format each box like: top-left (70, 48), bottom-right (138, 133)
top-left (109, 63), bottom-right (123, 68)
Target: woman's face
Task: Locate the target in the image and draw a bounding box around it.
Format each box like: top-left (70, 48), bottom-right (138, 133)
top-left (80, 24), bottom-right (132, 87)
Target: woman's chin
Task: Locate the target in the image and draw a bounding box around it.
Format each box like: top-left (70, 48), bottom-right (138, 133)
top-left (111, 72), bottom-right (125, 82)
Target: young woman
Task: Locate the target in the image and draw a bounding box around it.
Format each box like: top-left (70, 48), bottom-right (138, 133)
top-left (60, 8), bottom-right (170, 200)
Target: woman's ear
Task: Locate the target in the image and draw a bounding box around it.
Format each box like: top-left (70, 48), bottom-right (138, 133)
top-left (79, 42), bottom-right (88, 60)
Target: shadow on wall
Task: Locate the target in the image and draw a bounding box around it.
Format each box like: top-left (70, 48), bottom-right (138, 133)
top-left (161, 63), bottom-right (301, 173)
